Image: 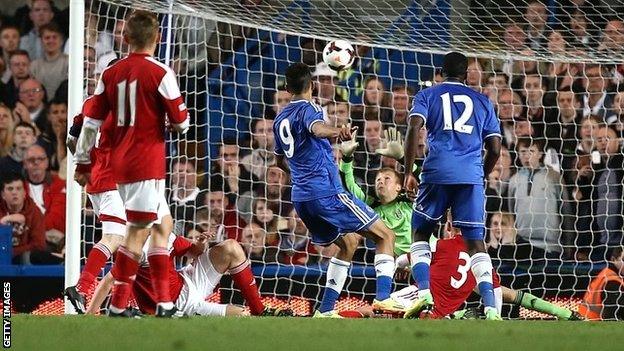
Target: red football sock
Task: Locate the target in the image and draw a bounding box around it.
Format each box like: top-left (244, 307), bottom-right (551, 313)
top-left (147, 247), bottom-right (171, 304)
top-left (77, 243), bottom-right (111, 294)
top-left (230, 260), bottom-right (264, 315)
top-left (109, 246), bottom-right (139, 310)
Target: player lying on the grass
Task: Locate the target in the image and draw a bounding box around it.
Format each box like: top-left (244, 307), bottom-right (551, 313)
top-left (64, 96), bottom-right (126, 314)
top-left (387, 217), bottom-right (581, 320)
top-left (88, 232), bottom-right (292, 317)
top-left (273, 63), bottom-right (397, 318)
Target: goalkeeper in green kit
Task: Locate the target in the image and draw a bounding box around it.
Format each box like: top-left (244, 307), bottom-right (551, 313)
top-left (336, 127), bottom-right (581, 320)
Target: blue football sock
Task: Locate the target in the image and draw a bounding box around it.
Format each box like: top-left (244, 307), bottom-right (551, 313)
top-left (319, 288), bottom-right (340, 313)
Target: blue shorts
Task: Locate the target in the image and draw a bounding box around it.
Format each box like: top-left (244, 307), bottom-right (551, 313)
top-left (294, 192), bottom-right (379, 246)
top-left (412, 183), bottom-right (485, 240)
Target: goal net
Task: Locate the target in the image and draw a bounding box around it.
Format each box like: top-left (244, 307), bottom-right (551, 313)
top-left (67, 0), bottom-right (624, 318)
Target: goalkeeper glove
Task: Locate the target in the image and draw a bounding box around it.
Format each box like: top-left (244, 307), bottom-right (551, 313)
top-left (376, 127), bottom-right (404, 160)
top-left (339, 128), bottom-right (359, 158)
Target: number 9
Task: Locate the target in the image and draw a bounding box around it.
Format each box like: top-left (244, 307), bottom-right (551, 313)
top-left (279, 119), bottom-right (295, 158)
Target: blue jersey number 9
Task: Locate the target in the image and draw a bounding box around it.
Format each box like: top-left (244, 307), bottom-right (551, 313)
top-left (279, 119), bottom-right (295, 158)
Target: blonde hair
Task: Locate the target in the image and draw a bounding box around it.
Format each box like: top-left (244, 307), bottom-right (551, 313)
top-left (0, 103), bottom-right (14, 157)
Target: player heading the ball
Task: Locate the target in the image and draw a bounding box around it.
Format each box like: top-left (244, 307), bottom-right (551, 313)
top-left (403, 52), bottom-right (503, 320)
top-left (273, 62), bottom-right (398, 318)
top-left (74, 10), bottom-right (189, 318)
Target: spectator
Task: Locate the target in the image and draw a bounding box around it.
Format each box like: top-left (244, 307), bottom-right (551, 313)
top-left (0, 50), bottom-right (31, 108)
top-left (250, 198), bottom-right (279, 263)
top-left (503, 22), bottom-right (527, 52)
top-left (241, 118), bottom-right (275, 181)
top-left (169, 158), bottom-right (200, 233)
top-left (238, 164), bottom-right (292, 225)
top-left (482, 71), bottom-right (509, 103)
top-left (569, 10), bottom-right (591, 48)
top-left (360, 76), bottom-right (392, 124)
top-left (524, 0), bottom-right (549, 51)
top-left (30, 22), bottom-right (68, 100)
top-left (581, 64), bottom-right (613, 120)
top-left (592, 125), bottom-right (623, 246)
top-left (326, 99), bottom-right (350, 128)
top-left (577, 116), bottom-right (600, 155)
top-left (466, 57), bottom-right (484, 91)
top-left (22, 144), bottom-right (66, 235)
top-left (0, 103), bottom-right (14, 157)
top-left (497, 88), bottom-right (525, 147)
top-left (209, 140), bottom-right (257, 201)
top-left (0, 25), bottom-right (21, 83)
top-left (272, 88), bottom-right (291, 117)
top-left (508, 138), bottom-right (565, 255)
top-left (578, 246), bottom-right (624, 320)
top-left (19, 0), bottom-right (55, 61)
top-left (390, 85), bottom-right (413, 135)
top-left (487, 212), bottom-right (518, 259)
top-left (312, 62), bottom-right (337, 108)
top-left (241, 222), bottom-right (265, 261)
top-left (565, 153), bottom-right (594, 260)
top-left (203, 187), bottom-right (246, 242)
top-left (607, 90), bottom-right (624, 131)
top-left (280, 207), bottom-right (318, 265)
top-left (522, 72), bottom-right (552, 123)
top-left (0, 173), bottom-right (45, 264)
top-left (353, 119), bottom-right (384, 192)
top-left (0, 122), bottom-right (36, 176)
top-left (36, 99), bottom-right (66, 173)
top-left (17, 78), bottom-right (49, 133)
top-left (545, 89), bottom-right (581, 154)
top-left (112, 18), bottom-right (129, 56)
top-left (547, 30), bottom-right (567, 54)
top-left (598, 19), bottom-right (624, 54)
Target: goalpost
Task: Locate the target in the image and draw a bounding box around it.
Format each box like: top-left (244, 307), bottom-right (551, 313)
top-left (64, 0), bottom-right (624, 317)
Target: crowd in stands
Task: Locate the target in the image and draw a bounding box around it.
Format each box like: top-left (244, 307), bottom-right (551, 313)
top-left (0, 0), bottom-right (623, 268)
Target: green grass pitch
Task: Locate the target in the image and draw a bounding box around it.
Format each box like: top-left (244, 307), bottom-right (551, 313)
top-left (9, 315), bottom-right (622, 351)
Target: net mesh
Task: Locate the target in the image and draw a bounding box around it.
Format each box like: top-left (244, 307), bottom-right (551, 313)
top-left (72, 0), bottom-right (624, 318)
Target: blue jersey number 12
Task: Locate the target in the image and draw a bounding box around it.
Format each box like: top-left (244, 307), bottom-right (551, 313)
top-left (441, 93), bottom-right (474, 134)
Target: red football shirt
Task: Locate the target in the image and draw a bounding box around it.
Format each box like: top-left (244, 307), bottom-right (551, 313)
top-left (74, 98), bottom-right (117, 194)
top-left (133, 235), bottom-right (192, 314)
top-left (429, 235), bottom-right (500, 318)
top-left (83, 52), bottom-right (189, 184)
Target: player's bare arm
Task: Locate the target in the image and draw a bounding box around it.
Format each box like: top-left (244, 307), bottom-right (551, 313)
top-left (311, 121), bottom-right (355, 141)
top-left (483, 136), bottom-right (502, 177)
top-left (403, 115), bottom-right (425, 196)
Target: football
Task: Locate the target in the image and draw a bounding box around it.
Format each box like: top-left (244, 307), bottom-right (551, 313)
top-left (322, 39), bottom-right (356, 71)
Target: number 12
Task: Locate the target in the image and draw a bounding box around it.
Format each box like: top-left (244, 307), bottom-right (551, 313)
top-left (441, 93), bottom-right (474, 134)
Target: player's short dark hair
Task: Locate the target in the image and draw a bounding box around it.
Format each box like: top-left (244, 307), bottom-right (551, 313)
top-left (441, 52), bottom-right (468, 80)
top-left (9, 49), bottom-right (29, 61)
top-left (392, 84), bottom-right (415, 96)
top-left (125, 10), bottom-right (159, 49)
top-left (0, 172), bottom-right (24, 192)
top-left (14, 121), bottom-right (36, 134)
top-left (516, 137), bottom-right (544, 151)
top-left (285, 63), bottom-right (312, 95)
top-left (39, 21), bottom-right (64, 37)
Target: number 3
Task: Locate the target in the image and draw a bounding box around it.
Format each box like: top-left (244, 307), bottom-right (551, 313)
top-left (441, 93), bottom-right (474, 134)
top-left (279, 119), bottom-right (294, 158)
top-left (451, 251), bottom-right (471, 289)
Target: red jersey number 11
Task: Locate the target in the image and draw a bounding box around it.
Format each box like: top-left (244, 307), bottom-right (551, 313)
top-left (117, 79), bottom-right (137, 127)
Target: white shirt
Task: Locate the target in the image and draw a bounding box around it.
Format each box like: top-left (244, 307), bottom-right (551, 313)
top-left (29, 183), bottom-right (45, 214)
top-left (172, 187), bottom-right (200, 205)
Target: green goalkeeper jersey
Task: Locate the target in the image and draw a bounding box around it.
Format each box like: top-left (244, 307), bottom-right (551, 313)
top-left (339, 160), bottom-right (413, 255)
